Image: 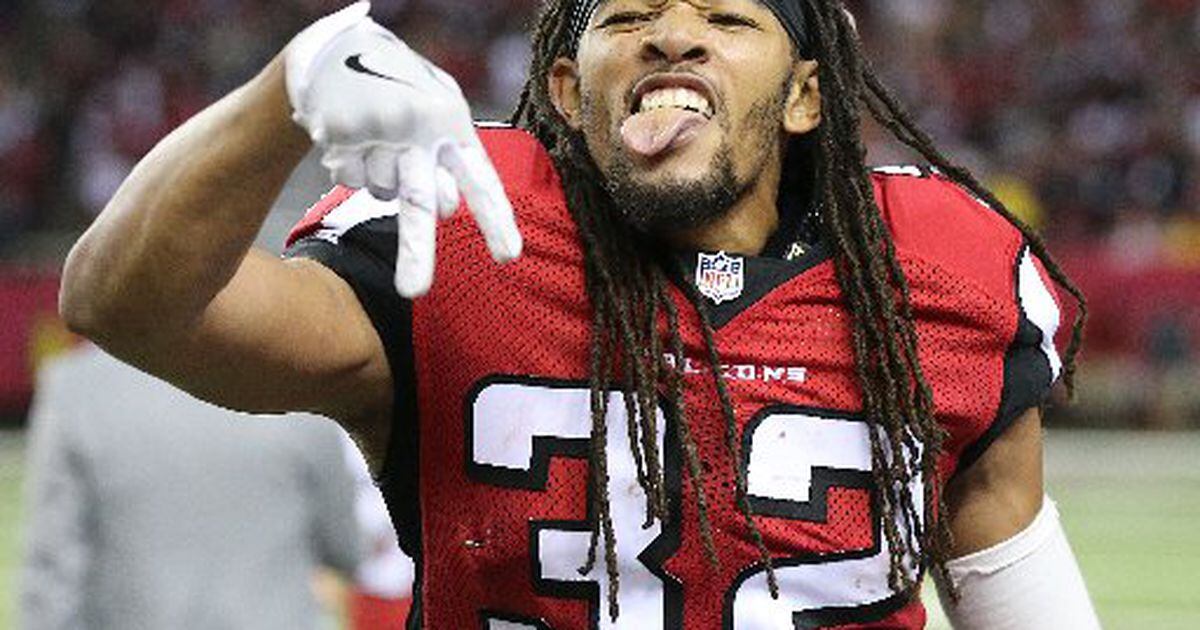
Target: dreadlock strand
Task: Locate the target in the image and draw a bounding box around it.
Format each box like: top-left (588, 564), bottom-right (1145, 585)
top-left (805, 0), bottom-right (936, 593)
top-left (859, 81), bottom-right (960, 588)
top-left (816, 136), bottom-right (917, 585)
top-left (582, 207), bottom-right (668, 521)
top-left (584, 311), bottom-right (622, 618)
top-left (620, 352), bottom-right (655, 521)
top-left (579, 281), bottom-right (610, 573)
top-left (638, 273), bottom-right (668, 520)
top-left (616, 285), bottom-right (652, 508)
top-left (676, 277), bottom-right (780, 597)
top-left (662, 287), bottom-right (720, 566)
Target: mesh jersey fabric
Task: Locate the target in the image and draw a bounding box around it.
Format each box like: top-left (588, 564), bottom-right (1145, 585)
top-left (283, 128), bottom-right (1062, 629)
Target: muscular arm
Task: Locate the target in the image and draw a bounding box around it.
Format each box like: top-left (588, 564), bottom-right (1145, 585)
top-left (944, 407), bottom-right (1045, 556)
top-left (938, 407), bottom-right (1099, 628)
top-left (60, 57), bottom-right (392, 452)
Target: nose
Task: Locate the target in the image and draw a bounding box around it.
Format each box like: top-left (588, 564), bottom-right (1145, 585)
top-left (640, 11), bottom-right (710, 65)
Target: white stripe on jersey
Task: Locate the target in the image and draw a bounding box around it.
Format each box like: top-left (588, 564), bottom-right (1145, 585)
top-left (311, 190), bottom-right (400, 245)
top-left (872, 165), bottom-right (927, 178)
top-left (1017, 248), bottom-right (1063, 381)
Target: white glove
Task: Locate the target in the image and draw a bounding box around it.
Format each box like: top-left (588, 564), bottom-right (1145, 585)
top-left (285, 2), bottom-right (522, 297)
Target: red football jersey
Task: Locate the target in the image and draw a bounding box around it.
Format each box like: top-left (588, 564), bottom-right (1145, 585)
top-left (285, 128), bottom-right (1062, 629)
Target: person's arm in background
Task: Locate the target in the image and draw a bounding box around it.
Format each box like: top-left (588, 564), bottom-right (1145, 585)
top-left (305, 421), bottom-right (364, 580)
top-left (936, 407), bottom-right (1099, 629)
top-left (301, 421), bottom-right (365, 624)
top-left (19, 360), bottom-right (92, 630)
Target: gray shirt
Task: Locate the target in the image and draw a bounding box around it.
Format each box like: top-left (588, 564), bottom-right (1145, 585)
top-left (19, 347), bottom-right (362, 630)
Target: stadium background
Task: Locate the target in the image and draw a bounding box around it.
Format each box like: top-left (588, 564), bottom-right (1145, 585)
top-left (0, 0), bottom-right (1197, 627)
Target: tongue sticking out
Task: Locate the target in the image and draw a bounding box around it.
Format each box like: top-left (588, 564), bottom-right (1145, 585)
top-left (621, 108), bottom-right (709, 159)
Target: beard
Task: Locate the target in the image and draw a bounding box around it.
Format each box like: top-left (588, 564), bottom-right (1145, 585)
top-left (586, 83), bottom-right (788, 236)
top-left (603, 142), bottom-right (747, 234)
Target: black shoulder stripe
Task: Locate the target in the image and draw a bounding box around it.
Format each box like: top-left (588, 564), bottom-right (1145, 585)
top-left (283, 228), bottom-right (425, 573)
top-left (956, 244), bottom-right (1053, 474)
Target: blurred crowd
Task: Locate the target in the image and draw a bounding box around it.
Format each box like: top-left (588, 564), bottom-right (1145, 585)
top-left (1, 0), bottom-right (1197, 255)
top-left (0, 0), bottom-right (1197, 426)
top-left (0, 0), bottom-right (538, 247)
top-left (858, 0), bottom-right (1200, 267)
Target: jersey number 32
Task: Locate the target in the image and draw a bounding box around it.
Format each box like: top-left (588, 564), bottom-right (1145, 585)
top-left (467, 378), bottom-right (922, 629)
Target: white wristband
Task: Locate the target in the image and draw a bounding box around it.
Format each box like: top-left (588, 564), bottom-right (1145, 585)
top-left (936, 497), bottom-right (1101, 629)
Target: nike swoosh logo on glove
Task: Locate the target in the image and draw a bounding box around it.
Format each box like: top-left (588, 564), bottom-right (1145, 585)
top-left (344, 54), bottom-right (414, 86)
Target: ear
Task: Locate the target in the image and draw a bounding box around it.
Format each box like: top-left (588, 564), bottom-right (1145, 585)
top-left (549, 57), bottom-right (584, 130)
top-left (783, 60), bottom-right (821, 135)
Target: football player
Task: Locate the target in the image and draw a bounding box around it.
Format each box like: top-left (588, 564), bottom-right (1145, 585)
top-left (61, 0), bottom-right (1100, 627)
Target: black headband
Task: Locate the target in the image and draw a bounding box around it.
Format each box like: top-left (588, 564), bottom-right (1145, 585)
top-left (568, 0), bottom-right (813, 56)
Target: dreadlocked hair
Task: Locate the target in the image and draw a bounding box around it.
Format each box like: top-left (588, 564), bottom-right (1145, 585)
top-left (510, 0), bottom-right (1087, 615)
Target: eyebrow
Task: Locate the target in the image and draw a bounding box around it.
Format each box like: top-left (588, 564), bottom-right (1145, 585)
top-left (576, 0), bottom-right (776, 41)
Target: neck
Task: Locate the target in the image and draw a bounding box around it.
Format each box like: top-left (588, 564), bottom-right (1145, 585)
top-left (668, 167), bottom-right (781, 256)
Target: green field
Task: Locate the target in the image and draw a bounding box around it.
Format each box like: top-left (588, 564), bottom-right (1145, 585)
top-left (1, 429), bottom-right (1197, 629)
top-left (1038, 432), bottom-right (1200, 629)
top-left (1, 433), bottom-right (24, 628)
top-left (922, 430), bottom-right (1200, 629)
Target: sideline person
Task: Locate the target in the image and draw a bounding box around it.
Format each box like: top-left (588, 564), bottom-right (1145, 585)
top-left (20, 345), bottom-right (361, 629)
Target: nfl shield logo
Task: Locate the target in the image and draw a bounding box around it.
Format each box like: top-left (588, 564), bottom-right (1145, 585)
top-left (696, 252), bottom-right (745, 304)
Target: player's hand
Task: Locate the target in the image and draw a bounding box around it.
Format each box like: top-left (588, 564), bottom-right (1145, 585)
top-left (284, 2), bottom-right (522, 297)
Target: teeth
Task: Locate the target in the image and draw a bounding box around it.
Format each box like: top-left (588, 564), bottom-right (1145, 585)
top-left (637, 87), bottom-right (713, 117)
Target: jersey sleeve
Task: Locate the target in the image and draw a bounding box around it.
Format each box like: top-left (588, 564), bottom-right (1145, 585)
top-left (283, 185), bottom-right (409, 371)
top-left (282, 186), bottom-right (416, 482)
top-left (958, 244), bottom-right (1064, 470)
top-left (873, 169), bottom-right (1065, 472)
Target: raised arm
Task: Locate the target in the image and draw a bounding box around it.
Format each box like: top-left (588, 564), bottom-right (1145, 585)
top-left (59, 54), bottom-right (393, 420)
top-left (59, 4), bottom-right (521, 461)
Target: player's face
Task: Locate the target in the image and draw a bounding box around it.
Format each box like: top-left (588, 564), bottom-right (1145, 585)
top-left (550, 0), bottom-right (820, 232)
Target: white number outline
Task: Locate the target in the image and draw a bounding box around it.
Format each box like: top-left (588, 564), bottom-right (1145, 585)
top-left (726, 405), bottom-right (923, 629)
top-left (467, 380), bottom-right (922, 629)
top-left (467, 377), bottom-right (683, 629)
